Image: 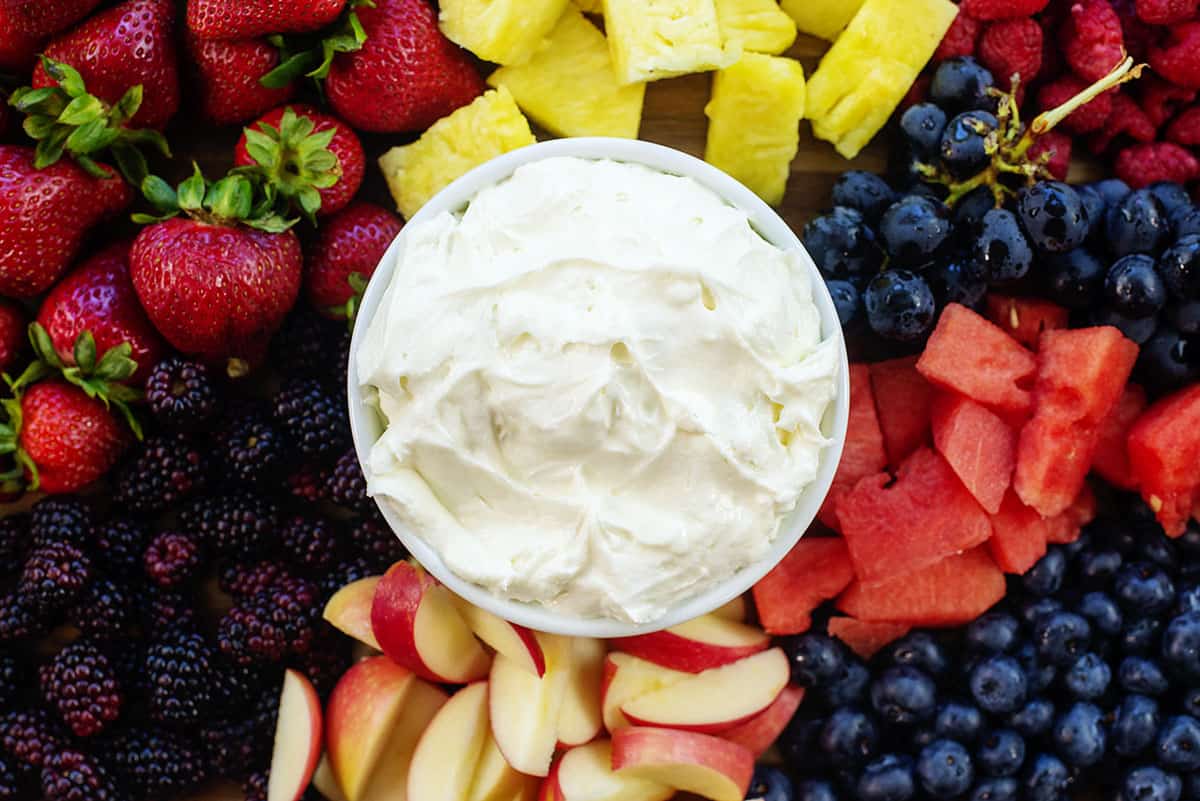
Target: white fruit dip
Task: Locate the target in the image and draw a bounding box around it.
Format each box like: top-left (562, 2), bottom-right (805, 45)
top-left (356, 156), bottom-right (839, 623)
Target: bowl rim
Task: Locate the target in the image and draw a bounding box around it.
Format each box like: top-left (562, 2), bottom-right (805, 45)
top-left (347, 137), bottom-right (851, 638)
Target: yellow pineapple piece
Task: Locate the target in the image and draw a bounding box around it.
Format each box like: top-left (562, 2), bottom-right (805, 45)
top-left (704, 52), bottom-right (806, 206)
top-left (574, 0), bottom-right (604, 13)
top-left (806, 0), bottom-right (957, 158)
top-left (439, 0), bottom-right (571, 66)
top-left (779, 0), bottom-right (865, 41)
top-left (488, 8), bottom-right (645, 139)
top-left (715, 0), bottom-right (797, 55)
top-left (603, 0), bottom-right (740, 85)
top-left (378, 87), bottom-right (536, 220)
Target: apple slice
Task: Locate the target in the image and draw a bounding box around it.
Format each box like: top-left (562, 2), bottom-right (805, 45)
top-left (600, 653), bottom-right (691, 734)
top-left (557, 637), bottom-right (605, 747)
top-left (545, 740), bottom-right (674, 801)
top-left (453, 597), bottom-right (546, 677)
top-left (324, 576), bottom-right (382, 650)
top-left (408, 682), bottom-right (491, 801)
top-left (712, 596), bottom-right (748, 622)
top-left (611, 727), bottom-right (754, 801)
top-left (268, 669), bottom-right (323, 801)
top-left (620, 648), bottom-right (789, 733)
top-left (489, 633), bottom-right (572, 777)
top-left (469, 731), bottom-right (540, 801)
top-left (313, 755), bottom-right (349, 801)
top-left (360, 679), bottom-right (448, 801)
top-left (372, 561), bottom-right (492, 684)
top-left (610, 614), bottom-right (769, 673)
top-left (718, 685), bottom-right (804, 757)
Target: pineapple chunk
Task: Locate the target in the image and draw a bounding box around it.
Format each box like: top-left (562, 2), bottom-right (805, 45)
top-left (488, 7), bottom-right (645, 139)
top-left (604, 0), bottom-right (740, 85)
top-left (715, 0), bottom-right (797, 55)
top-left (574, 0), bottom-right (604, 13)
top-left (806, 0), bottom-right (957, 158)
top-left (378, 87), bottom-right (536, 220)
top-left (780, 0), bottom-right (865, 41)
top-left (439, 0), bottom-right (571, 66)
top-left (704, 53), bottom-right (806, 206)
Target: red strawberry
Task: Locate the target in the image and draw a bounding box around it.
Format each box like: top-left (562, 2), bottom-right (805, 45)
top-left (0, 301), bottom-right (26, 375)
top-left (0, 4), bottom-right (42, 72)
top-left (188, 35), bottom-right (296, 125)
top-left (325, 0), bottom-right (484, 133)
top-left (0, 0), bottom-right (102, 39)
top-left (187, 0), bottom-right (347, 41)
top-left (306, 202), bottom-right (402, 319)
top-left (36, 241), bottom-right (167, 385)
top-left (0, 145), bottom-right (132, 299)
top-left (32, 0), bottom-right (180, 131)
top-left (234, 105), bottom-right (364, 219)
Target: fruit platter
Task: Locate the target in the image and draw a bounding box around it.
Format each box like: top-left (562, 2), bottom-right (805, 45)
top-left (3, 0), bottom-right (1200, 800)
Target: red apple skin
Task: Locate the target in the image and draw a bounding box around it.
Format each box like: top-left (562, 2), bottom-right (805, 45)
top-left (611, 727), bottom-right (755, 800)
top-left (370, 561), bottom-right (440, 682)
top-left (718, 685), bottom-right (804, 757)
top-left (620, 706), bottom-right (761, 735)
top-left (325, 656), bottom-right (415, 800)
top-left (609, 626), bottom-right (767, 674)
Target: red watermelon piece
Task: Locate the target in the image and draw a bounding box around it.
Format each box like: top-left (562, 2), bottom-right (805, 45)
top-left (869, 356), bottom-right (933, 469)
top-left (917, 304), bottom-right (1038, 415)
top-left (827, 618), bottom-right (911, 659)
top-left (1092, 383), bottom-right (1148, 491)
top-left (752, 537), bottom-right (855, 635)
top-left (931, 392), bottom-right (1017, 514)
top-left (985, 295), bottom-right (1069, 349)
top-left (836, 446), bottom-right (993, 586)
top-left (987, 491), bottom-right (1049, 574)
top-left (1014, 327), bottom-right (1138, 517)
top-left (1045, 485), bottom-right (1097, 545)
top-left (818, 364), bottom-right (887, 531)
top-left (837, 547), bottom-right (1006, 626)
top-left (1128, 384), bottom-right (1200, 537)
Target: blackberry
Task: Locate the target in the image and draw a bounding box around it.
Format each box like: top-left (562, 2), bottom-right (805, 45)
top-left (0, 754), bottom-right (23, 801)
top-left (201, 690), bottom-right (278, 779)
top-left (218, 575), bottom-right (321, 665)
top-left (106, 726), bottom-right (207, 801)
top-left (292, 629), bottom-right (351, 697)
top-left (0, 515), bottom-right (28, 576)
top-left (92, 519), bottom-right (150, 579)
top-left (139, 587), bottom-right (197, 637)
top-left (143, 531), bottom-right (203, 589)
top-left (144, 356), bottom-right (219, 432)
top-left (218, 560), bottom-right (291, 599)
top-left (66, 578), bottom-right (135, 640)
top-left (19, 541), bottom-right (91, 614)
top-left (335, 330), bottom-right (351, 395)
top-left (330, 449), bottom-right (371, 513)
top-left (244, 770), bottom-right (269, 801)
top-left (144, 630), bottom-right (217, 726)
top-left (270, 307), bottom-right (345, 382)
top-left (0, 593), bottom-right (44, 642)
top-left (214, 659), bottom-right (279, 714)
top-left (347, 514), bottom-right (406, 569)
top-left (112, 433), bottom-right (208, 517)
top-left (273, 378), bottom-right (350, 459)
top-left (284, 463), bottom-right (331, 505)
top-left (216, 408), bottom-right (289, 488)
top-left (101, 639), bottom-right (148, 697)
top-left (40, 750), bottom-right (120, 801)
top-left (321, 555), bottom-right (378, 599)
top-left (38, 641), bottom-right (122, 738)
top-left (0, 654), bottom-right (25, 709)
top-left (280, 515), bottom-right (341, 570)
top-left (178, 492), bottom-right (280, 560)
top-left (1, 707), bottom-right (68, 769)
top-left (28, 497), bottom-right (92, 549)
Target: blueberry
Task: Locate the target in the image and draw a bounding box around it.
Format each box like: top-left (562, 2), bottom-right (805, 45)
top-left (870, 666), bottom-right (938, 726)
top-left (916, 739), bottom-right (974, 799)
top-left (1033, 611), bottom-right (1092, 666)
top-left (824, 660), bottom-right (871, 708)
top-left (1088, 307), bottom-right (1160, 345)
top-left (1045, 248), bottom-right (1105, 308)
top-left (1094, 179), bottom-right (1132, 206)
top-left (977, 729), bottom-right (1025, 777)
top-left (912, 727), bottom-right (938, 749)
top-left (783, 634), bottom-right (847, 688)
top-left (1158, 235), bottom-right (1200, 300)
top-left (1107, 254), bottom-right (1169, 318)
top-left (1022, 753), bottom-right (1071, 801)
top-left (1024, 549), bottom-right (1068, 597)
top-left (880, 196), bottom-right (953, 269)
top-left (827, 279), bottom-right (862, 328)
top-left (888, 632), bottom-right (949, 676)
top-left (1113, 695), bottom-right (1161, 757)
top-left (900, 103), bottom-right (949, 158)
top-left (1148, 182), bottom-right (1192, 215)
top-left (1115, 562), bottom-right (1177, 615)
top-left (856, 754), bottom-right (916, 801)
top-left (1161, 612), bottom-right (1200, 680)
top-left (930, 57), bottom-right (996, 113)
top-left (969, 655), bottom-right (1028, 715)
top-left (1124, 766), bottom-right (1183, 801)
top-left (1108, 190), bottom-right (1170, 258)
top-left (1014, 642), bottom-right (1056, 693)
top-left (864, 270), bottom-right (937, 341)
top-left (803, 207), bottom-right (884, 279)
top-left (831, 171), bottom-right (897, 225)
top-left (780, 716), bottom-right (826, 764)
top-left (1080, 549), bottom-right (1124, 587)
top-left (1078, 592), bottom-right (1124, 637)
top-left (953, 185), bottom-right (997, 234)
top-left (1139, 328), bottom-right (1200, 392)
top-left (1009, 698), bottom-right (1055, 738)
top-left (966, 612), bottom-right (1021, 654)
top-left (1115, 657), bottom-right (1168, 698)
top-left (935, 701), bottom-right (985, 743)
top-left (1138, 533), bottom-right (1179, 571)
top-left (1168, 300), bottom-right (1200, 334)
top-left (1171, 205), bottom-right (1200, 240)
top-left (821, 708), bottom-right (879, 767)
top-left (1021, 597), bottom-right (1064, 627)
top-left (1183, 687), bottom-right (1200, 718)
top-left (1155, 715), bottom-right (1200, 772)
top-left (929, 259), bottom-right (988, 308)
top-left (747, 766), bottom-right (795, 801)
top-left (940, 111), bottom-right (998, 180)
top-left (968, 777), bottom-right (1019, 801)
top-left (1063, 652), bottom-right (1110, 700)
top-left (795, 778), bottom-right (839, 801)
top-left (1050, 702), bottom-right (1107, 766)
top-left (974, 208), bottom-right (1033, 283)
top-left (1122, 617), bottom-right (1164, 655)
top-left (1176, 584), bottom-right (1200, 616)
top-left (1018, 181), bottom-right (1090, 253)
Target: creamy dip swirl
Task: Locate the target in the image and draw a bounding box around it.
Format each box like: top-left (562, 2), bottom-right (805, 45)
top-left (357, 156), bottom-right (838, 623)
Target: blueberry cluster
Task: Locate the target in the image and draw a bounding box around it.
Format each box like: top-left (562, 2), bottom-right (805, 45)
top-left (775, 504), bottom-right (1200, 801)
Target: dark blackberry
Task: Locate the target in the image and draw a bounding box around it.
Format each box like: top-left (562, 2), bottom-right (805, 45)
top-left (0, 592), bottom-right (45, 642)
top-left (93, 519), bottom-right (150, 580)
top-left (66, 578), bottom-right (135, 640)
top-left (0, 753), bottom-right (24, 801)
top-left (112, 433), bottom-right (208, 517)
top-left (201, 690), bottom-right (278, 780)
top-left (347, 514), bottom-right (406, 569)
top-left (216, 408), bottom-right (289, 488)
top-left (100, 639), bottom-right (148, 697)
top-left (330, 449), bottom-right (371, 513)
top-left (214, 658), bottom-right (279, 713)
top-left (38, 641), bottom-right (122, 738)
top-left (178, 492), bottom-right (280, 560)
top-left (270, 307), bottom-right (345, 382)
top-left (0, 515), bottom-right (28, 576)
top-left (273, 378), bottom-right (350, 459)
top-left (218, 575), bottom-right (321, 665)
top-left (144, 630), bottom-right (217, 726)
top-left (0, 654), bottom-right (26, 710)
top-left (244, 770), bottom-right (268, 801)
top-left (218, 561), bottom-right (291, 599)
top-left (144, 356), bottom-right (219, 432)
top-left (139, 587), bottom-right (198, 637)
top-left (1, 706), bottom-right (68, 769)
top-left (336, 330), bottom-right (351, 394)
top-left (40, 749), bottom-right (120, 801)
top-left (284, 463), bottom-right (332, 505)
top-left (320, 556), bottom-right (378, 599)
top-left (280, 515), bottom-right (341, 570)
top-left (143, 531), bottom-right (203, 589)
top-left (28, 497), bottom-right (92, 549)
top-left (106, 726), bottom-right (207, 801)
top-left (19, 541), bottom-right (91, 614)
top-left (292, 628), bottom-right (351, 697)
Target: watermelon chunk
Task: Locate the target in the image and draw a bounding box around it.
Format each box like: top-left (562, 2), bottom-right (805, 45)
top-left (1128, 384), bottom-right (1200, 537)
top-left (987, 491), bottom-right (1049, 574)
top-left (931, 392), bottom-right (1017, 514)
top-left (985, 295), bottom-right (1069, 349)
top-left (1092, 383), bottom-right (1148, 491)
top-left (837, 547), bottom-right (1006, 626)
top-left (1013, 327), bottom-right (1138, 517)
top-left (836, 446), bottom-right (993, 586)
top-left (917, 304), bottom-right (1038, 415)
top-left (752, 537), bottom-right (855, 635)
top-left (818, 364), bottom-right (887, 531)
top-left (1045, 484), bottom-right (1097, 545)
top-left (827, 618), bottom-right (911, 659)
top-left (869, 356), bottom-right (934, 468)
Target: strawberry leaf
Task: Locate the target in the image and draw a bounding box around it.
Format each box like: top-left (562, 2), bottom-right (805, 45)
top-left (27, 324), bottom-right (62, 370)
top-left (72, 331), bottom-right (97, 374)
top-left (177, 164), bottom-right (208, 212)
top-left (58, 94), bottom-right (105, 126)
top-left (140, 174), bottom-right (180, 214)
top-left (41, 56), bottom-right (86, 98)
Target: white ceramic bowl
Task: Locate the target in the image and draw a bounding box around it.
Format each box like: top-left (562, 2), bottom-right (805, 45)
top-left (348, 138), bottom-right (850, 638)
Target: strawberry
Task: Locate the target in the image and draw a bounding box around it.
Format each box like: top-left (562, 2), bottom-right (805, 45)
top-left (0, 4), bottom-right (41, 72)
top-left (188, 35), bottom-right (296, 125)
top-left (0, 145), bottom-right (132, 298)
top-left (32, 0), bottom-right (180, 131)
top-left (187, 0), bottom-right (347, 41)
top-left (0, 0), bottom-right (103, 39)
top-left (325, 0), bottom-right (484, 133)
top-left (0, 301), bottom-right (26, 375)
top-left (36, 241), bottom-right (167, 385)
top-left (306, 202), bottom-right (402, 319)
top-left (234, 105), bottom-right (364, 219)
